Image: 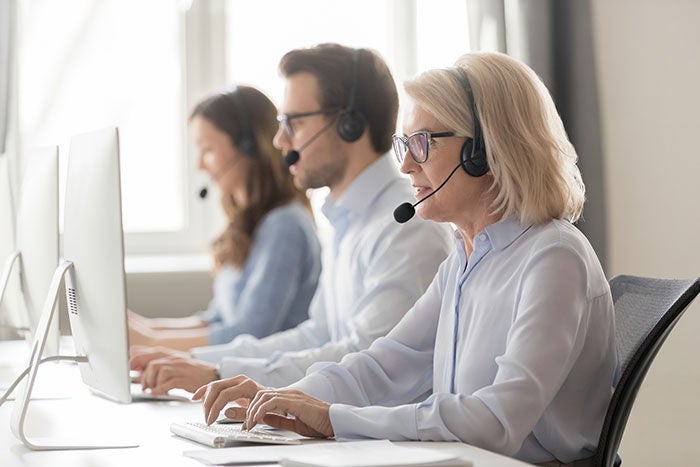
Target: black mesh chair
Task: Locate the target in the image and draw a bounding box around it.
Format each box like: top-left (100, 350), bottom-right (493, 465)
top-left (592, 275), bottom-right (700, 467)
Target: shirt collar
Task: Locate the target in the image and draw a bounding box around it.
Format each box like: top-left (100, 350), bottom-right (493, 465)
top-left (452, 217), bottom-right (531, 274)
top-left (482, 216), bottom-right (532, 251)
top-left (453, 216), bottom-right (532, 253)
top-left (321, 155), bottom-right (398, 222)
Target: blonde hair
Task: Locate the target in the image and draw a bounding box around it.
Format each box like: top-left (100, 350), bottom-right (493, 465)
top-left (404, 52), bottom-right (585, 225)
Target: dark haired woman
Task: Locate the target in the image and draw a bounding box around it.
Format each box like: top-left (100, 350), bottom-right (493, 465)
top-left (129, 86), bottom-right (321, 354)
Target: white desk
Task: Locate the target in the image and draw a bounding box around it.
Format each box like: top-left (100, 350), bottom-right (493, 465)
top-left (0, 340), bottom-right (531, 467)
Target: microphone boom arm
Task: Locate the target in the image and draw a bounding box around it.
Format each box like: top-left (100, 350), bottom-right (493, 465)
top-left (393, 160), bottom-right (465, 223)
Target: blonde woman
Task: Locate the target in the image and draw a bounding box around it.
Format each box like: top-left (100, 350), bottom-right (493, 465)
top-left (129, 86), bottom-right (321, 355)
top-left (194, 53), bottom-right (617, 467)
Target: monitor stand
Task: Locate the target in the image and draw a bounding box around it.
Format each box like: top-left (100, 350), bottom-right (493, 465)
top-left (9, 260), bottom-right (139, 450)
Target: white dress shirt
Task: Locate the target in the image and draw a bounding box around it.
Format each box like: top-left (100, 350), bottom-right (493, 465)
top-left (290, 217), bottom-right (617, 464)
top-left (191, 155), bottom-right (454, 387)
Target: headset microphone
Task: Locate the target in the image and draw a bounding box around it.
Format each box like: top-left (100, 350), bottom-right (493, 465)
top-left (393, 160), bottom-right (466, 224)
top-left (283, 118), bottom-right (337, 168)
top-left (284, 150), bottom-right (300, 167)
top-left (198, 155), bottom-right (245, 199)
top-left (392, 202), bottom-right (416, 224)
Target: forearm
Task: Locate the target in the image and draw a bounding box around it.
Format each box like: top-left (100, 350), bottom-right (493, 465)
top-left (192, 317), bottom-right (327, 363)
top-left (149, 315), bottom-right (208, 331)
top-left (148, 328), bottom-right (210, 352)
top-left (329, 404), bottom-right (418, 441)
top-left (328, 393), bottom-right (506, 452)
top-left (215, 338), bottom-right (355, 388)
top-left (218, 350), bottom-right (317, 388)
top-left (289, 336), bottom-right (434, 408)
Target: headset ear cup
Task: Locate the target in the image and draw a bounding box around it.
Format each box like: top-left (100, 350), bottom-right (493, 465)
top-left (460, 138), bottom-right (488, 177)
top-left (337, 110), bottom-right (366, 142)
top-left (468, 149), bottom-right (489, 177)
top-left (460, 138), bottom-right (474, 174)
top-left (238, 136), bottom-right (256, 157)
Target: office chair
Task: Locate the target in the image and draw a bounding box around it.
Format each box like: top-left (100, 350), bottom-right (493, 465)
top-left (593, 275), bottom-right (700, 467)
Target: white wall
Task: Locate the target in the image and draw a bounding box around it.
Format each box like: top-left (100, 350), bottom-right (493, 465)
top-left (126, 270), bottom-right (212, 318)
top-left (125, 256), bottom-right (213, 318)
top-left (592, 0), bottom-right (700, 464)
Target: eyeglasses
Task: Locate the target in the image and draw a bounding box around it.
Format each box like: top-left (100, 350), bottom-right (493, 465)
top-left (277, 109), bottom-right (340, 138)
top-left (392, 131), bottom-right (456, 164)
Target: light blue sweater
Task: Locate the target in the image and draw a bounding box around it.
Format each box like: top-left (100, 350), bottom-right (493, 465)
top-left (200, 201), bottom-right (321, 345)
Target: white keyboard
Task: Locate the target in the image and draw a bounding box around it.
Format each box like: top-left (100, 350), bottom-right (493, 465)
top-left (170, 421), bottom-right (302, 448)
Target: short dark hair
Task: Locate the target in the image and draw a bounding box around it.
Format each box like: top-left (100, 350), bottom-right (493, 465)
top-left (279, 43), bottom-right (398, 154)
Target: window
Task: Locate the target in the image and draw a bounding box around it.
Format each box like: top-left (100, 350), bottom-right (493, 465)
top-left (16, 0), bottom-right (470, 257)
top-left (224, 0), bottom-right (471, 239)
top-left (225, 0), bottom-right (471, 114)
top-left (415, 0), bottom-right (471, 72)
top-left (17, 0), bottom-right (202, 255)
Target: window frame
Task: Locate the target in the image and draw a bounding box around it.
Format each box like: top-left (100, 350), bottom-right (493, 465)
top-left (110, 0), bottom-right (229, 256)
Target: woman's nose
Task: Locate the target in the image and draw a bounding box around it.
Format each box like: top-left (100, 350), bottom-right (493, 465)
top-left (399, 152), bottom-right (417, 174)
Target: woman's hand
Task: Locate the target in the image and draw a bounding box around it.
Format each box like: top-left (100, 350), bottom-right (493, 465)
top-left (239, 388), bottom-right (334, 438)
top-left (139, 356), bottom-right (219, 394)
top-left (129, 345), bottom-right (187, 371)
top-left (192, 376), bottom-right (334, 438)
top-left (192, 375), bottom-right (268, 425)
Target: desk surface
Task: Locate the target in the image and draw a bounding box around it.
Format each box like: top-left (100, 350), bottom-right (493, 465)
top-left (0, 340), bottom-right (531, 467)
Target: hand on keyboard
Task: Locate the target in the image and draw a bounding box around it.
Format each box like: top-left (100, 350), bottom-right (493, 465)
top-left (192, 376), bottom-right (333, 439)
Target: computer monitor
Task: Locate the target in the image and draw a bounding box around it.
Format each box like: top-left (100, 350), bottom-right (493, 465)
top-left (0, 147), bottom-right (60, 356)
top-left (11, 128), bottom-right (137, 450)
top-left (62, 127), bottom-right (131, 404)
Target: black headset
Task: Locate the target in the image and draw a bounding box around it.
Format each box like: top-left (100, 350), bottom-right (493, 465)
top-left (336, 48), bottom-right (367, 143)
top-left (453, 68), bottom-right (489, 177)
top-left (225, 88), bottom-right (257, 157)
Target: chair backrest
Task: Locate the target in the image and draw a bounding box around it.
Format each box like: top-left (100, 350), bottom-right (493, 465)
top-left (593, 275), bottom-right (700, 467)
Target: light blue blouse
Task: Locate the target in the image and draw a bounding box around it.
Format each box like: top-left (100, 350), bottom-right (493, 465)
top-left (291, 217), bottom-right (617, 464)
top-left (199, 201), bottom-right (321, 345)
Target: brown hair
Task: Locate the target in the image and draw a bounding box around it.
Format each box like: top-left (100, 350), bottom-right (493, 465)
top-left (191, 86), bottom-right (311, 270)
top-left (278, 43), bottom-right (398, 154)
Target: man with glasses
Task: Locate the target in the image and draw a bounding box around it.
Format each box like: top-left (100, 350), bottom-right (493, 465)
top-left (131, 43), bottom-right (452, 393)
